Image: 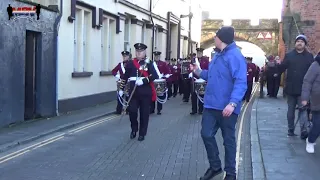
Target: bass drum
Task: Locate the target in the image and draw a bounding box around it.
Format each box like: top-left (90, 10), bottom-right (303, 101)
top-left (153, 79), bottom-right (167, 96)
top-left (194, 79), bottom-right (206, 95)
top-left (117, 80), bottom-right (130, 96)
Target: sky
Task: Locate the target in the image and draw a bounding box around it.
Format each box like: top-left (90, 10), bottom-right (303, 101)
top-left (200, 0), bottom-right (283, 21)
top-left (200, 0), bottom-right (282, 66)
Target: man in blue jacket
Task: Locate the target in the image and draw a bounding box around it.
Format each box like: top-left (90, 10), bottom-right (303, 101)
top-left (190, 26), bottom-right (247, 180)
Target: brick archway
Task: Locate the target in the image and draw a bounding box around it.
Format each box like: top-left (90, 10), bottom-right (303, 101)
top-left (200, 19), bottom-right (280, 55)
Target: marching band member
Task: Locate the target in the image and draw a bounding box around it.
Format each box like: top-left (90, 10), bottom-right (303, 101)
top-left (150, 51), bottom-right (171, 115)
top-left (183, 56), bottom-right (194, 102)
top-left (111, 51), bottom-right (130, 114)
top-left (190, 48), bottom-right (209, 115)
top-left (118, 43), bottom-right (158, 141)
top-left (244, 57), bottom-right (258, 102)
top-left (165, 59), bottom-right (173, 99)
top-left (170, 59), bottom-right (180, 97)
top-left (177, 59), bottom-right (183, 96)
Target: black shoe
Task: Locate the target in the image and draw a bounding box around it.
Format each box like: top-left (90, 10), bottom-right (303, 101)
top-left (157, 111), bottom-right (161, 115)
top-left (287, 130), bottom-right (297, 137)
top-left (224, 174), bottom-right (236, 180)
top-left (200, 168), bottom-right (223, 180)
top-left (150, 111), bottom-right (155, 114)
top-left (301, 131), bottom-right (308, 140)
top-left (198, 111), bottom-right (203, 115)
top-left (190, 111), bottom-right (197, 115)
top-left (138, 136), bottom-right (145, 141)
top-left (130, 131), bottom-right (136, 139)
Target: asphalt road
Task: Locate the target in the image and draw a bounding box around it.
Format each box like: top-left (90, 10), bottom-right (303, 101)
top-left (0, 85), bottom-right (258, 180)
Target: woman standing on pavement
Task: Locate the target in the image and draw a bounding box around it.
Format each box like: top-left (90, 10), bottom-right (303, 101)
top-left (301, 54), bottom-right (320, 153)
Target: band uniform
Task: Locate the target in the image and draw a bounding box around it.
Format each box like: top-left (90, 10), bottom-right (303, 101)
top-left (150, 51), bottom-right (171, 115)
top-left (190, 48), bottom-right (209, 115)
top-left (244, 57), bottom-right (259, 102)
top-left (119, 43), bottom-right (159, 141)
top-left (112, 51), bottom-right (130, 114)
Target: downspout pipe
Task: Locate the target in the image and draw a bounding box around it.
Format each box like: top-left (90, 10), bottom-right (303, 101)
top-left (149, 0), bottom-right (155, 60)
top-left (53, 0), bottom-right (63, 116)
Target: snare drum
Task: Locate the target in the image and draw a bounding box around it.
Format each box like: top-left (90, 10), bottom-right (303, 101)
top-left (117, 80), bottom-right (130, 96)
top-left (194, 79), bottom-right (206, 95)
top-left (153, 79), bottom-right (167, 96)
top-left (181, 62), bottom-right (190, 74)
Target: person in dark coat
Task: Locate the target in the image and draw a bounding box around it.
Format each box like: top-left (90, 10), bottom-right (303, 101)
top-left (119, 43), bottom-right (159, 141)
top-left (265, 55), bottom-right (281, 97)
top-left (243, 57), bottom-right (258, 102)
top-left (190, 48), bottom-right (209, 115)
top-left (182, 57), bottom-right (192, 102)
top-left (150, 51), bottom-right (171, 115)
top-left (177, 59), bottom-right (183, 95)
top-left (277, 34), bottom-right (314, 137)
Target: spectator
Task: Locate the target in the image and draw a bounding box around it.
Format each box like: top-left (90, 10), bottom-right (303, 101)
top-left (301, 55), bottom-right (320, 153)
top-left (277, 34), bottom-right (314, 137)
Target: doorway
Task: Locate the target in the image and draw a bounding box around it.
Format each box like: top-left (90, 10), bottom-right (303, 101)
top-left (24, 30), bottom-right (40, 120)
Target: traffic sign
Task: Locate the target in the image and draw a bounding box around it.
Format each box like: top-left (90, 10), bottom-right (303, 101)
top-left (257, 32), bottom-right (264, 39)
top-left (265, 32), bottom-right (272, 39)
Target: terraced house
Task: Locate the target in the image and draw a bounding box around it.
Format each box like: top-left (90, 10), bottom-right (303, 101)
top-left (57, 0), bottom-right (203, 113)
top-left (0, 0), bottom-right (202, 127)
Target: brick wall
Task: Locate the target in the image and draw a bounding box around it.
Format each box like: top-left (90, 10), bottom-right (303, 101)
top-left (281, 0), bottom-right (320, 55)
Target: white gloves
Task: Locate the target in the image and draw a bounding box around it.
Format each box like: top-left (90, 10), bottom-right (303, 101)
top-left (165, 74), bottom-right (171, 78)
top-left (188, 72), bottom-right (193, 78)
top-left (135, 78), bottom-right (144, 86)
top-left (115, 74), bottom-right (120, 80)
top-left (173, 66), bottom-right (177, 69)
top-left (118, 90), bottom-right (124, 97)
top-left (159, 73), bottom-right (164, 78)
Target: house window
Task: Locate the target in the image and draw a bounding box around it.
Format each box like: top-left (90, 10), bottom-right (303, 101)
top-left (101, 17), bottom-right (115, 71)
top-left (154, 27), bottom-right (158, 50)
top-left (73, 7), bottom-right (91, 72)
top-left (141, 23), bottom-right (146, 43)
top-left (124, 18), bottom-right (131, 52)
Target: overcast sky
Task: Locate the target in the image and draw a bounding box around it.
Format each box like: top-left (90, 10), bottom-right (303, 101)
top-left (200, 0), bottom-right (282, 21)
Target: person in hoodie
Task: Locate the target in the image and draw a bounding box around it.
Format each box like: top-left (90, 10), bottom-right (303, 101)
top-left (190, 26), bottom-right (247, 180)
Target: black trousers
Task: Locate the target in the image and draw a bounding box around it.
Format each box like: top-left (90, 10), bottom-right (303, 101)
top-left (128, 95), bottom-right (151, 136)
top-left (150, 94), bottom-right (165, 112)
top-left (167, 82), bottom-right (172, 98)
top-left (267, 75), bottom-right (281, 97)
top-left (183, 79), bottom-right (191, 101)
top-left (167, 81), bottom-right (179, 97)
top-left (191, 92), bottom-right (204, 112)
top-left (244, 81), bottom-right (253, 102)
top-left (116, 95), bottom-right (128, 113)
top-left (178, 77), bottom-right (184, 94)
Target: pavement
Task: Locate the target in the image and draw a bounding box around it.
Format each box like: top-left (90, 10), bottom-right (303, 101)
top-left (0, 93), bottom-right (256, 180)
top-left (0, 101), bottom-right (117, 153)
top-left (251, 88), bottom-right (320, 180)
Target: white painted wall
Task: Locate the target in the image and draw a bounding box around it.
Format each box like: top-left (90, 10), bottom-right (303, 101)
top-left (57, 0), bottom-right (202, 101)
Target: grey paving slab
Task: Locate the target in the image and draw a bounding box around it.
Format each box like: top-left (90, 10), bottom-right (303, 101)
top-left (252, 88), bottom-right (320, 180)
top-left (0, 101), bottom-right (117, 152)
top-left (0, 95), bottom-right (251, 180)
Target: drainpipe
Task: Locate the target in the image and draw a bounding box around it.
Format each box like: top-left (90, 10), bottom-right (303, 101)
top-left (149, 0), bottom-right (155, 60)
top-left (53, 0), bottom-right (63, 116)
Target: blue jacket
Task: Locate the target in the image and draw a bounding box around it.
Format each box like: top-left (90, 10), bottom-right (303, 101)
top-left (200, 42), bottom-right (247, 114)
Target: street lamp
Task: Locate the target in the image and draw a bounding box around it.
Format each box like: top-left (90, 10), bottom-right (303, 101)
top-left (180, 11), bottom-right (193, 55)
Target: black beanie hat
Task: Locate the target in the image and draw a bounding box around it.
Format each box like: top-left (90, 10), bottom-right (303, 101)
top-left (216, 26), bottom-right (235, 44)
top-left (295, 34), bottom-right (307, 45)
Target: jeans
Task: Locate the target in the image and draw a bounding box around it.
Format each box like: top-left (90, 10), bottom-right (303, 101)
top-left (287, 95), bottom-right (302, 131)
top-left (308, 111), bottom-right (320, 143)
top-left (201, 108), bottom-right (238, 176)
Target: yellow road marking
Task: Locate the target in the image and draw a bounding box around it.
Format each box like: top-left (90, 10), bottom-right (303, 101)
top-left (0, 115), bottom-right (119, 164)
top-left (236, 84), bottom-right (258, 175)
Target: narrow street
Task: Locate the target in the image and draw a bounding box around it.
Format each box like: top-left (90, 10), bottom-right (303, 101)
top-left (0, 86), bottom-right (258, 180)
